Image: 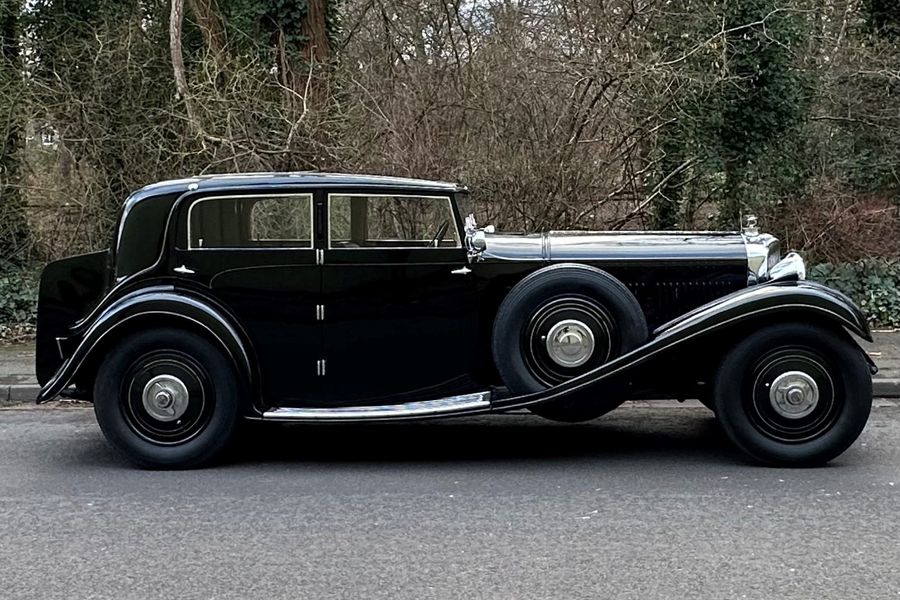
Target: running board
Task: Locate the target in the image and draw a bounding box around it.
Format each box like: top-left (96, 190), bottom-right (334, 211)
top-left (261, 391), bottom-right (492, 422)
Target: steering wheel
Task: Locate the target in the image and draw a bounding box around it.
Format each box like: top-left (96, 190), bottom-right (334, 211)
top-left (428, 219), bottom-right (450, 247)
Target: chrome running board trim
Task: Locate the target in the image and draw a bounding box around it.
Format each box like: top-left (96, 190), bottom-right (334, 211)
top-left (262, 392), bottom-right (492, 422)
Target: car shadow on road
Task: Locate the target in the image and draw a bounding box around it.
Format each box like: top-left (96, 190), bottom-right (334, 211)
top-left (221, 408), bottom-right (742, 468)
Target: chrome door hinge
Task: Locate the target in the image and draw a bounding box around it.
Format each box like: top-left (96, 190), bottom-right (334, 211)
top-left (316, 359), bottom-right (326, 376)
top-left (316, 304), bottom-right (325, 321)
top-left (316, 249), bottom-right (324, 265)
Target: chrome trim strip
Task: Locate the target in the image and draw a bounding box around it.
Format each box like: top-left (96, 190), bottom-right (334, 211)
top-left (180, 247), bottom-right (316, 252)
top-left (186, 193), bottom-right (314, 250)
top-left (262, 392), bottom-right (491, 421)
top-left (480, 253), bottom-right (745, 264)
top-left (325, 193), bottom-right (462, 250)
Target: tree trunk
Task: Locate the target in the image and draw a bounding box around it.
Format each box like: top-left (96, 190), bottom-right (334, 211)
top-left (301, 0), bottom-right (330, 65)
top-left (282, 0), bottom-right (332, 106)
top-left (169, 0), bottom-right (198, 130)
top-left (0, 0), bottom-right (29, 266)
top-left (187, 0), bottom-right (228, 63)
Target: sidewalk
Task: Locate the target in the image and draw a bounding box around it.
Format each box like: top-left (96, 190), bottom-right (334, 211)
top-left (3, 332), bottom-right (900, 405)
top-left (861, 331), bottom-right (900, 396)
top-left (0, 343), bottom-right (38, 405)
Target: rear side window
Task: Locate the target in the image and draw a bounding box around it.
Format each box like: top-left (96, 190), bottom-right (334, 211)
top-left (188, 194), bottom-right (313, 249)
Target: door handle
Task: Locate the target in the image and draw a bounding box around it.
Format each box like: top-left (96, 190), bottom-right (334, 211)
top-left (174, 265), bottom-right (195, 275)
top-left (451, 266), bottom-right (472, 275)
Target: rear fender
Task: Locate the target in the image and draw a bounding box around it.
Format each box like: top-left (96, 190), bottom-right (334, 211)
top-left (36, 286), bottom-right (256, 410)
top-left (495, 280), bottom-right (872, 410)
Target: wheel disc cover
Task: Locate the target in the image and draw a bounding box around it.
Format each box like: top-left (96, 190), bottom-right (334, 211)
top-left (748, 348), bottom-right (839, 443)
top-left (122, 351), bottom-right (213, 445)
top-left (142, 374), bottom-right (191, 422)
top-left (769, 370), bottom-right (819, 419)
top-left (545, 318), bottom-right (595, 368)
top-left (524, 296), bottom-right (615, 386)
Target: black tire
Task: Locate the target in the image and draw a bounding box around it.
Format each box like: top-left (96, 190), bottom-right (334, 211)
top-left (714, 323), bottom-right (872, 466)
top-left (492, 264), bottom-right (648, 422)
top-left (93, 328), bottom-right (241, 469)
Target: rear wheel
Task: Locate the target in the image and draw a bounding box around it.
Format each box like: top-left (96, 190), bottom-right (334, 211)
top-left (93, 328), bottom-right (240, 469)
top-left (714, 323), bottom-right (872, 466)
top-left (492, 264), bottom-right (648, 422)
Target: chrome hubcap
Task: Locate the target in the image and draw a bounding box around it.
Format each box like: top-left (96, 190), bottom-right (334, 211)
top-left (545, 319), bottom-right (595, 368)
top-left (142, 374), bottom-right (190, 422)
top-left (769, 370), bottom-right (819, 419)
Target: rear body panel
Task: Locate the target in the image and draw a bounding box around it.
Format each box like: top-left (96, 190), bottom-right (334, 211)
top-left (35, 250), bottom-right (110, 385)
top-left (36, 285), bottom-right (258, 406)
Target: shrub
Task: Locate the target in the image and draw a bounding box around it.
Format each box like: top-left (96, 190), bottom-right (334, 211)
top-left (0, 268), bottom-right (38, 326)
top-left (808, 259), bottom-right (900, 328)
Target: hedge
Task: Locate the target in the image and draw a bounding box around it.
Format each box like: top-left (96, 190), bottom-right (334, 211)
top-left (808, 259), bottom-right (900, 329)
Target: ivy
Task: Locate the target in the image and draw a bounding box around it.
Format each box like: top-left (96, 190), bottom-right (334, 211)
top-left (219, 0), bottom-right (340, 60)
top-left (647, 0), bottom-right (811, 229)
top-left (809, 260), bottom-right (900, 328)
top-left (864, 0), bottom-right (900, 39)
top-left (717, 0), bottom-right (810, 224)
top-left (0, 268), bottom-right (37, 326)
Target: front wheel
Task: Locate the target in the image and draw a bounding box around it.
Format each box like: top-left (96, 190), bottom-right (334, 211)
top-left (714, 323), bottom-right (872, 466)
top-left (93, 328), bottom-right (240, 469)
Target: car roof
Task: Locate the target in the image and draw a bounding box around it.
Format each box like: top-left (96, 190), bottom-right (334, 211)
top-left (130, 172), bottom-right (467, 201)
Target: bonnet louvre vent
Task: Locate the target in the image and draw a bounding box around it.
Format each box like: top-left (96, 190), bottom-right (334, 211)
top-left (627, 280), bottom-right (744, 329)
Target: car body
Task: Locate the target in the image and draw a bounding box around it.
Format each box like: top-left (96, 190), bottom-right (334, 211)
top-left (36, 173), bottom-right (875, 468)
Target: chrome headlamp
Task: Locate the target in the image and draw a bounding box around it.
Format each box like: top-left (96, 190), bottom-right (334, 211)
top-left (769, 252), bottom-right (806, 281)
top-left (464, 213), bottom-right (493, 260)
top-left (742, 215), bottom-right (804, 283)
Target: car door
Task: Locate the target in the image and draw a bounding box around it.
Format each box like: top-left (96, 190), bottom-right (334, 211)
top-left (173, 191), bottom-right (322, 407)
top-left (320, 191), bottom-right (480, 406)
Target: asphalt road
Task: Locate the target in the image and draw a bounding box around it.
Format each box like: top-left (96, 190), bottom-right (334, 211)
top-left (2, 405), bottom-right (899, 600)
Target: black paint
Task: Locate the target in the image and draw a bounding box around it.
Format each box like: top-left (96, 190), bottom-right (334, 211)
top-left (35, 173), bottom-right (870, 417)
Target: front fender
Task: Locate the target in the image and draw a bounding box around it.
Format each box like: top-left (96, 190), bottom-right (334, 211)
top-left (651, 279), bottom-right (871, 342)
top-left (495, 280), bottom-right (872, 411)
top-left (36, 286), bottom-right (255, 405)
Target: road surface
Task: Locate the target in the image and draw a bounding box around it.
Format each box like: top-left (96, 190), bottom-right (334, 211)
top-left (1, 405), bottom-right (899, 599)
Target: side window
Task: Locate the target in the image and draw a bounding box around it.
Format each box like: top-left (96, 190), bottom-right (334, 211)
top-left (189, 194), bottom-right (313, 248)
top-left (328, 195), bottom-right (460, 249)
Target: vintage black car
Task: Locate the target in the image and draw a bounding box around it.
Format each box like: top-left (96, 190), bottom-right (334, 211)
top-left (36, 173), bottom-right (875, 468)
